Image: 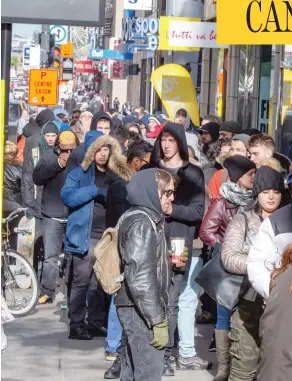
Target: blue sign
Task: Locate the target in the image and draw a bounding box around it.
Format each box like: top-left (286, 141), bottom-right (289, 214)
top-left (23, 46), bottom-right (30, 58)
top-left (89, 49), bottom-right (133, 61)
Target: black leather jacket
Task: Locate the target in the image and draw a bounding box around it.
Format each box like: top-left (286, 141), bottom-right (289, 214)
top-left (115, 206), bottom-right (171, 327)
top-left (3, 161), bottom-right (22, 212)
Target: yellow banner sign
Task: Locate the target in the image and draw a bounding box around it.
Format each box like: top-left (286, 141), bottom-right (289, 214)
top-left (217, 0), bottom-right (292, 44)
top-left (29, 69), bottom-right (59, 106)
top-left (151, 63), bottom-right (199, 126)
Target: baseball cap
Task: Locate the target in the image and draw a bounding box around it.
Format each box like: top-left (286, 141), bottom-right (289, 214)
top-left (59, 130), bottom-right (77, 150)
top-left (54, 108), bottom-right (69, 117)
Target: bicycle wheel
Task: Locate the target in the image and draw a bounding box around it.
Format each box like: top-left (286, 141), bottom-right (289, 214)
top-left (2, 250), bottom-right (39, 317)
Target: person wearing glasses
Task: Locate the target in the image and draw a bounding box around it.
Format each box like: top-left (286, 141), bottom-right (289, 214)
top-left (142, 122), bottom-right (207, 375)
top-left (66, 112), bottom-right (112, 172)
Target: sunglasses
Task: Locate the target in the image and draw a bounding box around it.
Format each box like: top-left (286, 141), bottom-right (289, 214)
top-left (164, 189), bottom-right (175, 198)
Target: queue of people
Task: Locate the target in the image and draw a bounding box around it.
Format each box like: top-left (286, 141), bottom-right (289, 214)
top-left (3, 104), bottom-right (292, 381)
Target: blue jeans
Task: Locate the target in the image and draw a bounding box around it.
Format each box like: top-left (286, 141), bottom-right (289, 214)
top-left (105, 296), bottom-right (122, 353)
top-left (178, 252), bottom-right (203, 358)
top-left (216, 303), bottom-right (231, 330)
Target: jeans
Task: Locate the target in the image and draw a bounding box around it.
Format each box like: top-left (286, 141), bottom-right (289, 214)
top-left (66, 239), bottom-right (106, 328)
top-left (105, 296), bottom-right (122, 353)
top-left (165, 272), bottom-right (184, 357)
top-left (178, 252), bottom-right (203, 358)
top-left (117, 306), bottom-right (165, 381)
top-left (216, 303), bottom-right (231, 330)
top-left (40, 217), bottom-right (66, 298)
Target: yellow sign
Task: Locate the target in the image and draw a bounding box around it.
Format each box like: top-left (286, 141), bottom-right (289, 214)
top-left (217, 0), bottom-right (292, 44)
top-left (151, 63), bottom-right (200, 126)
top-left (29, 69), bottom-right (58, 106)
top-left (61, 42), bottom-right (73, 58)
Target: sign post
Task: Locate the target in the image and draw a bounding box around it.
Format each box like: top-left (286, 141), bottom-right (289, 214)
top-left (29, 69), bottom-right (59, 106)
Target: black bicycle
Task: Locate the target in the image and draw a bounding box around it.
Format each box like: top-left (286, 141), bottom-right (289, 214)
top-left (2, 208), bottom-right (39, 317)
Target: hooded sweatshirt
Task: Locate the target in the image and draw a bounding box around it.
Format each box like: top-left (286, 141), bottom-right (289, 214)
top-left (89, 111), bottom-right (111, 131)
top-left (176, 110), bottom-right (201, 159)
top-left (143, 122), bottom-right (205, 252)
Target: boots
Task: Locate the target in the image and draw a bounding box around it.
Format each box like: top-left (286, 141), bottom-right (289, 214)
top-left (213, 330), bottom-right (230, 381)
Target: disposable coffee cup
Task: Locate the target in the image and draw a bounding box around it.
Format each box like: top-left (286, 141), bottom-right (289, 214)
top-left (170, 237), bottom-right (185, 264)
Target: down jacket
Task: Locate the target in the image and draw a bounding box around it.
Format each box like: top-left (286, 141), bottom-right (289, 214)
top-left (199, 196), bottom-right (238, 247)
top-left (247, 203), bottom-right (292, 299)
top-left (221, 210), bottom-right (262, 275)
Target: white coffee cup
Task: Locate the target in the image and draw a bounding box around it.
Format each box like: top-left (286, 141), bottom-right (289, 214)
top-left (170, 237), bottom-right (185, 264)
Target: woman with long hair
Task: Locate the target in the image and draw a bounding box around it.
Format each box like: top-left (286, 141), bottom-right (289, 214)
top-left (221, 165), bottom-right (285, 381)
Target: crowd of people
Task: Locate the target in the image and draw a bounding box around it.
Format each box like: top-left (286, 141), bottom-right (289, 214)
top-left (3, 101), bottom-right (292, 381)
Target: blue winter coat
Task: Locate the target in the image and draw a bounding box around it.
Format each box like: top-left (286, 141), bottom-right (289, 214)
top-left (61, 130), bottom-right (104, 254)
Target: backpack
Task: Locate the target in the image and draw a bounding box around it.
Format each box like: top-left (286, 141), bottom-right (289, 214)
top-left (93, 209), bottom-right (157, 295)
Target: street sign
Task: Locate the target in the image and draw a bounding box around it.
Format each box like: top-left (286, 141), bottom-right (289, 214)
top-left (61, 42), bottom-right (73, 58)
top-left (50, 25), bottom-right (68, 43)
top-left (28, 69), bottom-right (58, 106)
top-left (23, 45), bottom-right (31, 69)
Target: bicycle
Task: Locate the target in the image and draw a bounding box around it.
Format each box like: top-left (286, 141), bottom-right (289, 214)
top-left (1, 208), bottom-right (39, 317)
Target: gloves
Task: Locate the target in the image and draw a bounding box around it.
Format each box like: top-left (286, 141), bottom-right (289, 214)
top-left (96, 187), bottom-right (108, 199)
top-left (151, 320), bottom-right (169, 350)
top-left (169, 247), bottom-right (189, 269)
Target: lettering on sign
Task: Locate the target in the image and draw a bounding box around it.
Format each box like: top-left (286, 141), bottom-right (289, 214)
top-left (122, 17), bottom-right (159, 50)
top-left (29, 69), bottom-right (58, 106)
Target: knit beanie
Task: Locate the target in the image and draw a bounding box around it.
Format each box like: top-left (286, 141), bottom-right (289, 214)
top-left (220, 120), bottom-right (242, 134)
top-left (252, 166), bottom-right (285, 198)
top-left (199, 122), bottom-right (220, 142)
top-left (42, 122), bottom-right (59, 135)
top-left (232, 134), bottom-right (250, 149)
top-left (224, 155), bottom-right (256, 183)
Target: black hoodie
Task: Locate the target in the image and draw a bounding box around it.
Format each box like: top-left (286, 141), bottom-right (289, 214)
top-left (143, 122), bottom-right (205, 252)
top-left (22, 109), bottom-right (55, 138)
top-left (66, 112), bottom-right (111, 172)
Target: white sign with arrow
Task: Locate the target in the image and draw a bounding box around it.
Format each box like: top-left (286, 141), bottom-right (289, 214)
top-left (50, 25), bottom-right (68, 43)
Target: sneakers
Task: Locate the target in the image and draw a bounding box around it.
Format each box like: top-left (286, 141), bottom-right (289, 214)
top-left (104, 356), bottom-right (121, 379)
top-left (38, 294), bottom-right (53, 305)
top-left (69, 327), bottom-right (93, 340)
top-left (163, 356), bottom-right (175, 377)
top-left (209, 333), bottom-right (217, 352)
top-left (176, 355), bottom-right (213, 371)
top-left (105, 352), bottom-right (118, 361)
top-left (88, 325), bottom-right (107, 337)
top-left (196, 311), bottom-right (216, 325)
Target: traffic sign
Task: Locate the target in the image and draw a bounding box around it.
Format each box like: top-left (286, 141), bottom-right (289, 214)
top-left (50, 25), bottom-right (68, 43)
top-left (29, 69), bottom-right (58, 106)
top-left (61, 42), bottom-right (73, 58)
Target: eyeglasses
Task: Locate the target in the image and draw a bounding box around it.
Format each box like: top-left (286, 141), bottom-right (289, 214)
top-left (139, 158), bottom-right (149, 165)
top-left (164, 189), bottom-right (175, 198)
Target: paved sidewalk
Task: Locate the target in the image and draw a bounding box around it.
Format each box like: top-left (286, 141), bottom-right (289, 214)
top-left (2, 291), bottom-right (216, 381)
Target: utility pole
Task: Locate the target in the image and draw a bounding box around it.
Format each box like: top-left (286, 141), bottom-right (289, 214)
top-left (1, 23), bottom-right (12, 126)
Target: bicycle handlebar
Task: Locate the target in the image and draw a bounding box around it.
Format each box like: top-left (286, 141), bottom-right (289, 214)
top-left (2, 208), bottom-right (27, 224)
top-left (14, 228), bottom-right (32, 235)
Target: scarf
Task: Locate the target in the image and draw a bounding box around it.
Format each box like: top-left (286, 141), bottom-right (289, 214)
top-left (220, 180), bottom-right (254, 211)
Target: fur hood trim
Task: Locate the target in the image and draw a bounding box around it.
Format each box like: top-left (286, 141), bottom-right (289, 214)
top-left (81, 135), bottom-right (132, 182)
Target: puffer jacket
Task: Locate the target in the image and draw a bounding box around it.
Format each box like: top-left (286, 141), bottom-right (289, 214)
top-left (199, 195), bottom-right (238, 247)
top-left (222, 210), bottom-right (262, 275)
top-left (115, 206), bottom-right (171, 327)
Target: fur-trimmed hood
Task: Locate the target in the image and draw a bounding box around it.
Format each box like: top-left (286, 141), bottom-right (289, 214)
top-left (81, 135), bottom-right (132, 182)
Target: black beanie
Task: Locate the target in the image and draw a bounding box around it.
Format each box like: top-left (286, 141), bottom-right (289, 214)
top-left (199, 122), bottom-right (220, 142)
top-left (224, 155), bottom-right (256, 183)
top-left (252, 166), bottom-right (285, 198)
top-left (42, 122), bottom-right (59, 135)
top-left (220, 120), bottom-right (242, 134)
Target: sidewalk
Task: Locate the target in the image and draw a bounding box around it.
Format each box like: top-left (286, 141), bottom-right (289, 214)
top-left (2, 291), bottom-right (216, 381)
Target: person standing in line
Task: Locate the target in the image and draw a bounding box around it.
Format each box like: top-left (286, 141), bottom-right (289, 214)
top-left (113, 97), bottom-right (120, 112)
top-left (61, 134), bottom-right (132, 340)
top-left (199, 155), bottom-right (256, 381)
top-left (198, 122), bottom-right (221, 169)
top-left (221, 166), bottom-right (284, 381)
top-left (104, 140), bottom-right (153, 379)
top-left (32, 130), bottom-right (78, 305)
top-left (143, 122), bottom-right (207, 375)
top-left (115, 168), bottom-right (174, 381)
top-left (64, 93), bottom-right (77, 115)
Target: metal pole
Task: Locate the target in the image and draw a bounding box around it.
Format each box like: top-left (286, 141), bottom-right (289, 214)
top-left (1, 23), bottom-right (12, 126)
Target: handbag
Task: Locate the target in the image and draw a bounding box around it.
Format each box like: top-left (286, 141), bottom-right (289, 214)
top-left (195, 213), bottom-right (251, 311)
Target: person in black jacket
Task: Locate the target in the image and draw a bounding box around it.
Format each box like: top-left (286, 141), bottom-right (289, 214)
top-left (115, 168), bottom-right (174, 381)
top-left (143, 122), bottom-right (208, 374)
top-left (33, 130), bottom-right (77, 305)
top-left (104, 139), bottom-right (153, 379)
top-left (3, 141), bottom-right (22, 250)
top-left (66, 111), bottom-right (112, 172)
